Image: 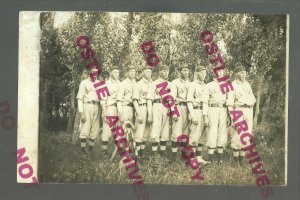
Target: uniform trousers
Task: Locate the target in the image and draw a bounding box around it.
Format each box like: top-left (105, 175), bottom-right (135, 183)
top-left (230, 107), bottom-right (254, 150)
top-left (150, 102), bottom-right (170, 143)
top-left (206, 106), bottom-right (228, 149)
top-left (79, 103), bottom-right (100, 141)
top-left (134, 105), bottom-right (151, 143)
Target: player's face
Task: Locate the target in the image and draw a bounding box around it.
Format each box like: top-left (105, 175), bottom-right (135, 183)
top-left (110, 70), bottom-right (120, 80)
top-left (89, 69), bottom-right (99, 80)
top-left (197, 70), bottom-right (206, 81)
top-left (128, 69), bottom-right (136, 79)
top-left (143, 69), bottom-right (152, 80)
top-left (180, 68), bottom-right (189, 80)
top-left (237, 71), bottom-right (246, 81)
top-left (160, 69), bottom-right (169, 80)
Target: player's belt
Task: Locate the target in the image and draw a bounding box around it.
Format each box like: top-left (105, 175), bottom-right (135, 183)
top-left (193, 105), bottom-right (203, 110)
top-left (153, 99), bottom-right (173, 104)
top-left (235, 104), bottom-right (253, 108)
top-left (108, 103), bottom-right (117, 107)
top-left (153, 99), bottom-right (161, 104)
top-left (177, 102), bottom-right (187, 106)
top-left (124, 103), bottom-right (134, 107)
top-left (139, 103), bottom-right (147, 106)
top-left (209, 103), bottom-right (226, 108)
top-left (86, 100), bottom-right (100, 105)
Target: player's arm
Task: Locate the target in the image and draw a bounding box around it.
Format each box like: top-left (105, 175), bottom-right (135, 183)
top-left (146, 83), bottom-right (155, 124)
top-left (116, 84), bottom-right (125, 123)
top-left (202, 85), bottom-right (209, 127)
top-left (226, 84), bottom-right (236, 126)
top-left (248, 82), bottom-right (256, 106)
top-left (170, 81), bottom-right (178, 122)
top-left (186, 84), bottom-right (197, 125)
top-left (76, 81), bottom-right (86, 123)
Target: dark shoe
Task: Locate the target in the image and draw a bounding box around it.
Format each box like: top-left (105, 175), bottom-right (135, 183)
top-left (88, 150), bottom-right (95, 161)
top-left (137, 157), bottom-right (144, 167)
top-left (103, 150), bottom-right (108, 158)
top-left (169, 152), bottom-right (177, 163)
top-left (216, 153), bottom-right (224, 164)
top-left (207, 154), bottom-right (215, 163)
top-left (81, 147), bottom-right (87, 154)
top-left (232, 156), bottom-right (240, 168)
top-left (160, 150), bottom-right (167, 158)
top-left (239, 156), bottom-right (245, 167)
top-left (139, 149), bottom-right (144, 158)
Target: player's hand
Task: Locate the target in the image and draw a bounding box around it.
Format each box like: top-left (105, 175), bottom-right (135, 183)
top-left (102, 111), bottom-right (109, 124)
top-left (172, 115), bottom-right (178, 122)
top-left (203, 116), bottom-right (209, 127)
top-left (119, 113), bottom-right (125, 124)
top-left (231, 120), bottom-right (236, 129)
top-left (137, 114), bottom-right (143, 124)
top-left (147, 115), bottom-right (153, 124)
top-left (80, 114), bottom-right (86, 123)
top-left (192, 116), bottom-right (198, 125)
top-left (226, 116), bottom-right (231, 127)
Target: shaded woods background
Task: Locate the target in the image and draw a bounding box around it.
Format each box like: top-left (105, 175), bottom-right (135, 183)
top-left (38, 12), bottom-right (286, 185)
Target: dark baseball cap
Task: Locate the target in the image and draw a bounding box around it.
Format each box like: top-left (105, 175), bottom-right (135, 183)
top-left (178, 64), bottom-right (189, 71)
top-left (141, 65), bottom-right (153, 71)
top-left (109, 66), bottom-right (119, 72)
top-left (195, 66), bottom-right (206, 72)
top-left (127, 65), bottom-right (136, 71)
top-left (234, 66), bottom-right (246, 73)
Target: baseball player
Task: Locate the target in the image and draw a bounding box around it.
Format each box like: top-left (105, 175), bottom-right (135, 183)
top-left (206, 69), bottom-right (228, 163)
top-left (101, 66), bottom-right (121, 157)
top-left (132, 66), bottom-right (153, 160)
top-left (169, 64), bottom-right (191, 162)
top-left (117, 66), bottom-right (136, 124)
top-left (147, 65), bottom-right (171, 158)
top-left (76, 68), bottom-right (101, 159)
top-left (186, 66), bottom-right (209, 162)
top-left (227, 66), bottom-right (256, 166)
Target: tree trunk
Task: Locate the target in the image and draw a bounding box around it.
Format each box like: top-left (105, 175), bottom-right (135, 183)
top-left (67, 67), bottom-right (77, 134)
top-left (39, 81), bottom-right (48, 132)
top-left (261, 95), bottom-right (271, 123)
top-left (72, 108), bottom-right (81, 145)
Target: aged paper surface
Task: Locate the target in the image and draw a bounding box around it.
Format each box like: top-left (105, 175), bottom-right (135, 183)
top-left (18, 11), bottom-right (40, 183)
top-left (18, 11), bottom-right (288, 186)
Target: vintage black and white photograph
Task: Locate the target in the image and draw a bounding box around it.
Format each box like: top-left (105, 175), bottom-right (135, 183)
top-left (18, 11), bottom-right (288, 186)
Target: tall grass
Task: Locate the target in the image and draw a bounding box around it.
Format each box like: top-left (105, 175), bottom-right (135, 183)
top-left (38, 123), bottom-right (285, 185)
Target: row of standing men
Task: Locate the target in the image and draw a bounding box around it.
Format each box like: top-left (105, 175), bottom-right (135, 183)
top-left (76, 64), bottom-right (256, 166)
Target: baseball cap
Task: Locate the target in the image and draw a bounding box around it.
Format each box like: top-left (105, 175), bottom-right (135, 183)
top-left (195, 66), bottom-right (206, 72)
top-left (234, 66), bottom-right (246, 73)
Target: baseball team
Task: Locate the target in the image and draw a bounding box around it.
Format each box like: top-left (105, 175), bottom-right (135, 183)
top-left (76, 64), bottom-right (256, 167)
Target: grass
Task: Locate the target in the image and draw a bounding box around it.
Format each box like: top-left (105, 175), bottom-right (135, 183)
top-left (38, 123), bottom-right (285, 186)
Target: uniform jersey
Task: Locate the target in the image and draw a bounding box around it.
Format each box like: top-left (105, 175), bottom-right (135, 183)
top-left (133, 78), bottom-right (152, 104)
top-left (117, 78), bottom-right (136, 105)
top-left (77, 78), bottom-right (101, 103)
top-left (227, 80), bottom-right (256, 107)
top-left (207, 79), bottom-right (227, 104)
top-left (147, 78), bottom-right (172, 101)
top-left (171, 78), bottom-right (190, 103)
top-left (100, 78), bottom-right (120, 107)
top-left (186, 80), bottom-right (209, 115)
